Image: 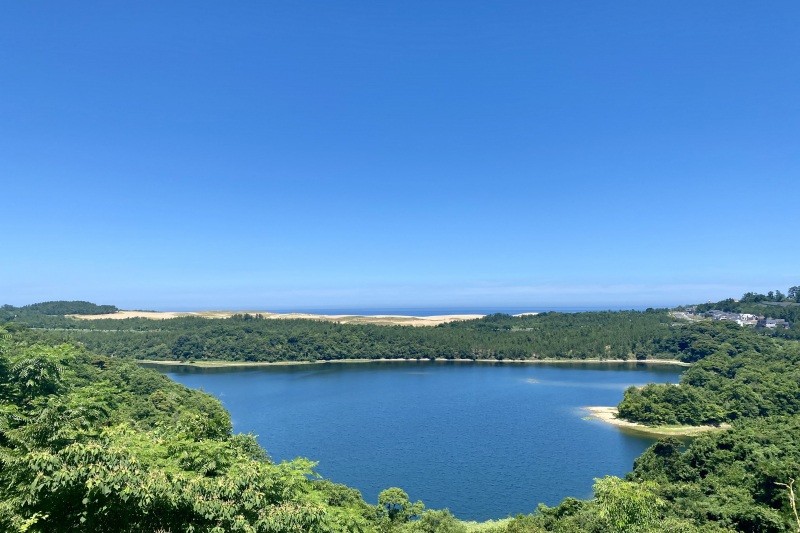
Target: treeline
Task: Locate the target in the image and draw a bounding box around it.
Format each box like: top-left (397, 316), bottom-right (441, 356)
top-left (619, 321), bottom-right (800, 425)
top-left (688, 284), bottom-right (800, 308)
top-left (694, 298), bottom-right (800, 328)
top-left (9, 309), bottom-right (685, 363)
top-left (689, 286), bottom-right (800, 339)
top-left (1, 300), bottom-right (118, 319)
top-left (741, 286), bottom-right (800, 303)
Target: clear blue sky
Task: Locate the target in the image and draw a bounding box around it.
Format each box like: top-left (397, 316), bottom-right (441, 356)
top-left (2, 2), bottom-right (798, 310)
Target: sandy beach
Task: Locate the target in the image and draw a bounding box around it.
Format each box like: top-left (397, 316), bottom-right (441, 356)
top-left (69, 310), bottom-right (485, 327)
top-left (584, 406), bottom-right (729, 437)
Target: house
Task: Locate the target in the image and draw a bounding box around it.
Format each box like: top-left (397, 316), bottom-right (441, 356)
top-left (757, 318), bottom-right (790, 329)
top-left (706, 310), bottom-right (741, 322)
top-left (704, 310), bottom-right (762, 327)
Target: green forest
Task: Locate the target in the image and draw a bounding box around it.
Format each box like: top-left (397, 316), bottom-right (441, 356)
top-left (2, 301), bottom-right (119, 317)
top-left (1, 301), bottom-right (800, 531)
top-left (10, 309), bottom-right (688, 363)
top-left (618, 321), bottom-right (800, 423)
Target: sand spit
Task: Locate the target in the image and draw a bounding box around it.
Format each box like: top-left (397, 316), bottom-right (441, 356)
top-left (584, 406), bottom-right (729, 437)
top-left (69, 310), bottom-right (485, 327)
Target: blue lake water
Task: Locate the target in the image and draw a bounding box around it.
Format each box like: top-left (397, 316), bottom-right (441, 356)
top-left (162, 361), bottom-right (683, 521)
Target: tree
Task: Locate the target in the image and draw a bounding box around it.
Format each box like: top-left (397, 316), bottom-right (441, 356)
top-left (788, 286), bottom-right (800, 303)
top-left (377, 488), bottom-right (424, 523)
top-left (8, 344), bottom-right (74, 401)
top-left (741, 292), bottom-right (766, 303)
top-left (592, 476), bottom-right (665, 532)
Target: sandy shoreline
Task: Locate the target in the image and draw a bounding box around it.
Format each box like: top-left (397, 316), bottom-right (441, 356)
top-left (69, 310), bottom-right (486, 327)
top-left (137, 358), bottom-right (689, 368)
top-left (584, 406), bottom-right (729, 437)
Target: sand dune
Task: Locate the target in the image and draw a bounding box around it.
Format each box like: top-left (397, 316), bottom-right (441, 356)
top-left (69, 310), bottom-right (485, 327)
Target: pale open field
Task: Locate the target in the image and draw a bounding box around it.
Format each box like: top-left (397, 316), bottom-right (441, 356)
top-left (69, 310), bottom-right (488, 327)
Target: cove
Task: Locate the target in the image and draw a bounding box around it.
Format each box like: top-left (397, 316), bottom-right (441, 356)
top-left (161, 361), bottom-right (683, 521)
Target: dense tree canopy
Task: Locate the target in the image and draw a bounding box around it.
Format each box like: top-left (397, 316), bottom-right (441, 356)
top-left (619, 321), bottom-right (800, 425)
top-left (0, 331), bottom-right (379, 531)
top-left (8, 308), bottom-right (683, 364)
top-left (2, 300), bottom-right (800, 531)
top-left (2, 301), bottom-right (118, 317)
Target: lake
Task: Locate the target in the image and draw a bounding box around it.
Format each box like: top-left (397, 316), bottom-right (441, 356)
top-left (162, 361), bottom-right (683, 521)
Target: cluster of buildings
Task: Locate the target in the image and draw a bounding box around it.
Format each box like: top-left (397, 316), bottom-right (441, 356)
top-left (695, 309), bottom-right (790, 329)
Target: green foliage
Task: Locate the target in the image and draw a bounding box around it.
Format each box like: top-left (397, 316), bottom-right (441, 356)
top-left (694, 286), bottom-right (800, 337)
top-left (4, 427), bottom-right (332, 531)
top-left (618, 384), bottom-right (725, 425)
top-left (10, 309), bottom-right (683, 364)
top-left (592, 476), bottom-right (665, 532)
top-left (496, 477), bottom-right (726, 533)
top-left (403, 509), bottom-right (466, 532)
top-left (378, 487), bottom-right (425, 523)
top-left (9, 347), bottom-right (65, 401)
top-left (617, 321), bottom-right (800, 426)
top-left (628, 417), bottom-right (800, 532)
top-left (0, 336), bottom-right (377, 532)
top-left (788, 286), bottom-right (800, 303)
top-left (3, 301), bottom-right (118, 317)
top-left (739, 286), bottom-right (800, 305)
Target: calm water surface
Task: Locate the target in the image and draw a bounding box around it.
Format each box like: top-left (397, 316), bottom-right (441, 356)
top-left (163, 362), bottom-right (682, 521)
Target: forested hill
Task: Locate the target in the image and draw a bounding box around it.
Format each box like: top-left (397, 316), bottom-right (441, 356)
top-left (6, 298), bottom-right (795, 365)
top-left (8, 307), bottom-right (684, 362)
top-left (3, 311), bottom-right (800, 530)
top-left (1, 301), bottom-right (118, 318)
top-left (0, 328), bottom-right (406, 531)
top-left (619, 320), bottom-right (800, 425)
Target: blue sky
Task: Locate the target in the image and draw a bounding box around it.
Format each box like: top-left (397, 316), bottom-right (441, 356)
top-left (2, 2), bottom-right (798, 310)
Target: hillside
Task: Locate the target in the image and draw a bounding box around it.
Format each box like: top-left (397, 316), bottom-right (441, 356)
top-left (3, 297), bottom-right (800, 530)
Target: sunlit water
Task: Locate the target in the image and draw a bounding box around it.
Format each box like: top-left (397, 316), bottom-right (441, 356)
top-left (161, 361), bottom-right (682, 521)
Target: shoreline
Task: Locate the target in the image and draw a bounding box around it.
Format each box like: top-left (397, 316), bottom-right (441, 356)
top-left (583, 406), bottom-right (729, 437)
top-left (137, 357), bottom-right (690, 368)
